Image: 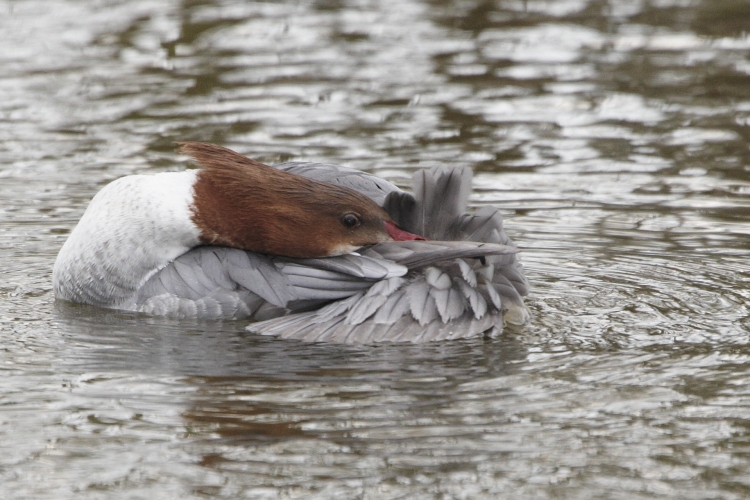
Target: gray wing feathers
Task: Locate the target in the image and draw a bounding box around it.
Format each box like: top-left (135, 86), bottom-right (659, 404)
top-left (248, 257), bottom-right (510, 343)
top-left (457, 278), bottom-right (488, 319)
top-left (134, 247), bottom-right (412, 321)
top-left (414, 166), bottom-right (473, 239)
top-left (135, 247), bottom-right (293, 319)
top-left (383, 191), bottom-right (417, 230)
top-left (276, 254), bottom-right (406, 280)
top-left (345, 277), bottom-right (406, 325)
top-left (281, 266), bottom-right (374, 300)
top-left (248, 307), bottom-right (501, 344)
top-left (225, 251), bottom-right (296, 307)
top-left (434, 287), bottom-right (465, 323)
top-left (458, 206), bottom-right (507, 242)
top-left (247, 163), bottom-right (529, 344)
top-left (134, 247), bottom-right (390, 319)
top-left (275, 254), bottom-right (406, 302)
top-left (372, 289), bottom-right (411, 324)
top-left (408, 281), bottom-right (438, 326)
top-left (387, 166), bottom-right (472, 239)
top-left (363, 240), bottom-right (517, 268)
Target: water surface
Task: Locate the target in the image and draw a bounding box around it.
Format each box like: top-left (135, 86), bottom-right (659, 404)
top-left (2, 0), bottom-right (750, 498)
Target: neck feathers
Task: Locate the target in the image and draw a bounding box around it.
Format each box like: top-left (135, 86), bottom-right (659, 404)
top-left (53, 171), bottom-right (201, 307)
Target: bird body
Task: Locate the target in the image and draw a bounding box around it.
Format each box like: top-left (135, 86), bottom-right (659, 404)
top-left (53, 143), bottom-right (529, 343)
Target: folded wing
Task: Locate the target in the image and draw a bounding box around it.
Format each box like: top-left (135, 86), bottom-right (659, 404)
top-left (133, 246), bottom-right (407, 321)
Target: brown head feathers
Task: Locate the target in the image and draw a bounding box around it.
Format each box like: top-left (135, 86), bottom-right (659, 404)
top-left (180, 142), bottom-right (424, 258)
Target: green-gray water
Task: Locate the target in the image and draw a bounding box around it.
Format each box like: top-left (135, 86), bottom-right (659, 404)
top-left (2, 0), bottom-right (750, 498)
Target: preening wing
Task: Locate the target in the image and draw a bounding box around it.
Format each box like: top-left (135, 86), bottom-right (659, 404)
top-left (244, 162), bottom-right (531, 342)
top-left (247, 241), bottom-right (513, 344)
top-left (134, 247), bottom-right (407, 321)
top-left (134, 247), bottom-right (295, 320)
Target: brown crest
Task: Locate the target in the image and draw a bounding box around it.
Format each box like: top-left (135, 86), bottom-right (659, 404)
top-left (181, 142), bottom-right (405, 258)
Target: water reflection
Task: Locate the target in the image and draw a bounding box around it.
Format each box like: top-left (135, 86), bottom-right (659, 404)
top-left (54, 302), bottom-right (527, 379)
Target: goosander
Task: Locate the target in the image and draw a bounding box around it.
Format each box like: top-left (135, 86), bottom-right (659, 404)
top-left (53, 142), bottom-right (529, 343)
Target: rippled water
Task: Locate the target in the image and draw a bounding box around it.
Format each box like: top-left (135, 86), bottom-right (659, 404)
top-left (3, 0), bottom-right (750, 498)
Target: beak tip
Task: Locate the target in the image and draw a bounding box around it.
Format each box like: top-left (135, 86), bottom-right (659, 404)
top-left (384, 220), bottom-right (428, 241)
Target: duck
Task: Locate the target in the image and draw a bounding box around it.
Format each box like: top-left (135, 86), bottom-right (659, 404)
top-left (53, 142), bottom-right (529, 343)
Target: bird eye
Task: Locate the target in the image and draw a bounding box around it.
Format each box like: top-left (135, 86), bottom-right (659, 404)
top-left (341, 213), bottom-right (362, 228)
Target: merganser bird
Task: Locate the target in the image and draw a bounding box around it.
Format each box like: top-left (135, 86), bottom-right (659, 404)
top-left (53, 142), bottom-right (529, 343)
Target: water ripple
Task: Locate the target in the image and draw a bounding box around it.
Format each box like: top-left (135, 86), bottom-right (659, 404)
top-left (3, 0), bottom-right (750, 498)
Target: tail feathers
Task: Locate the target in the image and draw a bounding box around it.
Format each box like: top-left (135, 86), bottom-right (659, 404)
top-left (382, 165), bottom-right (530, 332)
top-left (496, 262), bottom-right (530, 297)
top-left (247, 308), bottom-right (501, 344)
top-left (384, 169), bottom-right (513, 251)
top-left (386, 166), bottom-right (473, 240)
top-left (458, 206), bottom-right (507, 243)
top-left (383, 191), bottom-right (417, 229)
top-left (411, 166), bottom-right (473, 239)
